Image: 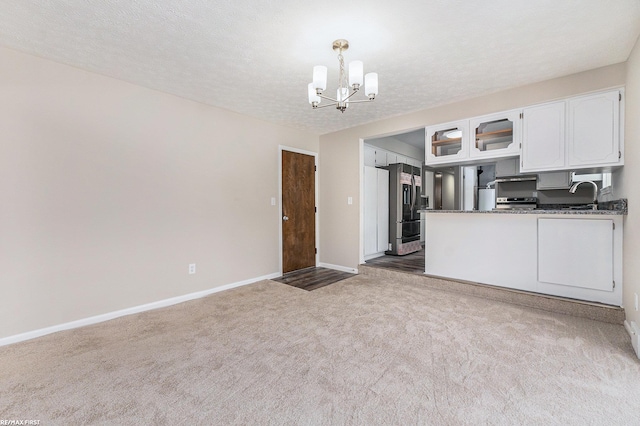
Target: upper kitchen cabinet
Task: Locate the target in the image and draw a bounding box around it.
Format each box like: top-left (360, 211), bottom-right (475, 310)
top-left (426, 112), bottom-right (521, 166)
top-left (425, 120), bottom-right (469, 165)
top-left (469, 110), bottom-right (521, 159)
top-left (568, 90), bottom-right (622, 168)
top-left (364, 144), bottom-right (423, 168)
top-left (521, 101), bottom-right (566, 172)
top-left (521, 89), bottom-right (623, 173)
top-left (364, 144), bottom-right (388, 167)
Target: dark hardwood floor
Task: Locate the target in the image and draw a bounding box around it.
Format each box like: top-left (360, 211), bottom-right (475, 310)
top-left (364, 249), bottom-right (425, 274)
top-left (274, 250), bottom-right (424, 291)
top-left (273, 267), bottom-right (354, 291)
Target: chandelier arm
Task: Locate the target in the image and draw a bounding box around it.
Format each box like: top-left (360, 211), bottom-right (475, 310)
top-left (318, 93), bottom-right (339, 103)
top-left (346, 99), bottom-right (375, 104)
top-left (342, 88), bottom-right (361, 101)
top-left (312, 103), bottom-right (339, 110)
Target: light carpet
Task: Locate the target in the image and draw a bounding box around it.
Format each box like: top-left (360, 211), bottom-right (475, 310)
top-left (1, 274), bottom-right (639, 425)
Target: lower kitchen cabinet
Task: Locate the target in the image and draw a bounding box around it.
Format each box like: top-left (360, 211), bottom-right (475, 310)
top-left (424, 212), bottom-right (622, 305)
top-left (538, 218), bottom-right (614, 292)
top-left (363, 166), bottom-right (389, 259)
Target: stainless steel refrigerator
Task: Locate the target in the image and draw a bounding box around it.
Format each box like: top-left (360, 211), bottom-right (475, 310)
top-left (385, 163), bottom-right (422, 255)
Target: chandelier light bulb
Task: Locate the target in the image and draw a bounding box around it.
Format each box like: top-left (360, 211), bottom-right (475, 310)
top-left (365, 72), bottom-right (378, 99)
top-left (348, 61), bottom-right (363, 88)
top-left (312, 65), bottom-right (327, 92)
top-left (308, 83), bottom-right (320, 106)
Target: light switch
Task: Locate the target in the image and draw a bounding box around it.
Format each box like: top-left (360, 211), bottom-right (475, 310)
top-left (271, 197), bottom-right (276, 206)
top-left (348, 197), bottom-right (353, 205)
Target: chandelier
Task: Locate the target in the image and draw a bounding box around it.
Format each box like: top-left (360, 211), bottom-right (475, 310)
top-left (307, 39), bottom-right (378, 113)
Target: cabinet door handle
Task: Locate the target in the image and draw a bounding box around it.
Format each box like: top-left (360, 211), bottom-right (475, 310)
top-left (283, 216), bottom-right (289, 221)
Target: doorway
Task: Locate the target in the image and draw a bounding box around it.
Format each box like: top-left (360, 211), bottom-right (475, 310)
top-left (281, 149), bottom-right (317, 274)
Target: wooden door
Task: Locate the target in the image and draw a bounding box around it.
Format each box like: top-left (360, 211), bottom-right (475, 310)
top-left (282, 150), bottom-right (316, 273)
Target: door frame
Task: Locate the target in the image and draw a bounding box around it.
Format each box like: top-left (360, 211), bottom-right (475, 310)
top-left (278, 145), bottom-right (319, 275)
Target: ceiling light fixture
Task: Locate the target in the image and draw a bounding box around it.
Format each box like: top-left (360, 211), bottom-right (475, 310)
top-left (444, 130), bottom-right (463, 139)
top-left (308, 39), bottom-right (378, 113)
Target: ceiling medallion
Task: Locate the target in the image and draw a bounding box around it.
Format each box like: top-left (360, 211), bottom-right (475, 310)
top-left (307, 39), bottom-right (378, 113)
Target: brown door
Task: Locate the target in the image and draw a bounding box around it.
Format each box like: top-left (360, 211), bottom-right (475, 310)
top-left (282, 150), bottom-right (316, 273)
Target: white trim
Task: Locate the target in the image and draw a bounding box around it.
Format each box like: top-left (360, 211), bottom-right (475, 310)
top-left (278, 145), bottom-right (319, 274)
top-left (319, 262), bottom-right (358, 274)
top-left (624, 320), bottom-right (640, 359)
top-left (0, 272), bottom-right (280, 347)
top-left (359, 138), bottom-right (365, 265)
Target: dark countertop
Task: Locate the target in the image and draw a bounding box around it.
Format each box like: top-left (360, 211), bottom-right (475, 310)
top-left (420, 199), bottom-right (627, 215)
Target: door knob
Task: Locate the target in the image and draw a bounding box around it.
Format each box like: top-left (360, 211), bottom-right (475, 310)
top-left (283, 215), bottom-right (289, 221)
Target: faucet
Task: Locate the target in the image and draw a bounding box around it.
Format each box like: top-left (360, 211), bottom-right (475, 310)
top-left (569, 180), bottom-right (598, 209)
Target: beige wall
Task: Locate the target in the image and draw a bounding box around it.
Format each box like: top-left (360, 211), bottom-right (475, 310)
top-left (0, 47), bottom-right (319, 339)
top-left (319, 63), bottom-right (626, 271)
top-left (618, 36), bottom-right (640, 324)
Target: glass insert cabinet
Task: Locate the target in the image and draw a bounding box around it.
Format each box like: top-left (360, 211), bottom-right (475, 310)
top-left (425, 120), bottom-right (468, 164)
top-left (469, 110), bottom-right (520, 159)
top-left (425, 110), bottom-right (521, 165)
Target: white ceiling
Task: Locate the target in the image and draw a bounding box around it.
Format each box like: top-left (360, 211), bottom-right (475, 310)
top-left (1, 1), bottom-right (639, 135)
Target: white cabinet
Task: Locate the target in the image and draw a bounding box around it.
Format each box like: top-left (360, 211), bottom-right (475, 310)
top-left (521, 101), bottom-right (566, 172)
top-left (363, 166), bottom-right (389, 259)
top-left (386, 152), bottom-right (397, 165)
top-left (425, 212), bottom-right (622, 305)
top-left (364, 144), bottom-right (376, 167)
top-left (521, 89), bottom-right (623, 173)
top-left (469, 110), bottom-right (521, 159)
top-left (364, 145), bottom-right (388, 167)
top-left (375, 150), bottom-right (387, 167)
top-left (568, 91), bottom-right (621, 168)
top-left (425, 120), bottom-right (469, 165)
top-left (538, 218), bottom-right (617, 303)
top-left (426, 111), bottom-right (522, 166)
top-left (536, 171), bottom-right (571, 190)
top-left (364, 144), bottom-right (422, 168)
top-left (495, 158), bottom-right (520, 177)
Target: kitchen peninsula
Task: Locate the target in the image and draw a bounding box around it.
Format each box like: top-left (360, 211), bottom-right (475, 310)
top-left (423, 200), bottom-right (627, 306)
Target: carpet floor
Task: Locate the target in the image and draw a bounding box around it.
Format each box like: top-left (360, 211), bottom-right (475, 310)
top-left (1, 274), bottom-right (639, 425)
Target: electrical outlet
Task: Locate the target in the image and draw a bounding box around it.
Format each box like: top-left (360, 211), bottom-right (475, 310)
top-left (189, 263), bottom-right (196, 275)
top-left (635, 293), bottom-right (638, 311)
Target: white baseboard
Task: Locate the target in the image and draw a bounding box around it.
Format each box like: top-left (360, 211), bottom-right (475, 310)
top-left (318, 262), bottom-right (358, 274)
top-left (0, 272), bottom-right (280, 347)
top-left (624, 320), bottom-right (640, 359)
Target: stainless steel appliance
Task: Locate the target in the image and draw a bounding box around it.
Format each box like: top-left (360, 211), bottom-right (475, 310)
top-left (386, 163), bottom-right (422, 255)
top-left (495, 197), bottom-right (538, 210)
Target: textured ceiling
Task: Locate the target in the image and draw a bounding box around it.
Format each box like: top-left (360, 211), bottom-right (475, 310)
top-left (1, 1), bottom-right (639, 135)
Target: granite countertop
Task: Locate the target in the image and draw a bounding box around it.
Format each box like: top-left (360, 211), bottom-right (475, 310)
top-left (421, 199), bottom-right (627, 215)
